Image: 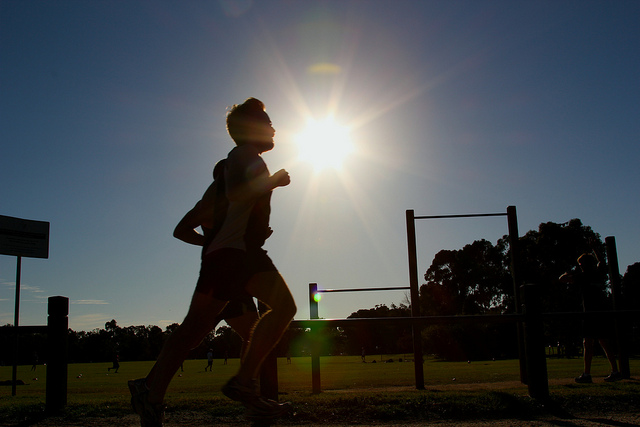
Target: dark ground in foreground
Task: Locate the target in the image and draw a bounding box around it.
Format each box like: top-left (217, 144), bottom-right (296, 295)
top-left (3, 379), bottom-right (639, 427)
top-left (11, 410), bottom-right (640, 427)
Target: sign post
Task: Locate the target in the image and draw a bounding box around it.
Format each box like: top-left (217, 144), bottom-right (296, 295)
top-left (0, 215), bottom-right (50, 396)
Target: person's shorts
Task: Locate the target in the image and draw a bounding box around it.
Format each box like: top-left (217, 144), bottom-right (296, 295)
top-left (582, 315), bottom-right (613, 340)
top-left (195, 247), bottom-right (277, 301)
top-left (217, 295), bottom-right (257, 321)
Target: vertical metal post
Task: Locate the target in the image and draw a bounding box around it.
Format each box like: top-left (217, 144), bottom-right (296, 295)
top-left (309, 283), bottom-right (319, 320)
top-left (46, 296), bottom-right (68, 413)
top-left (521, 284), bottom-right (549, 400)
top-left (309, 283), bottom-right (321, 394)
top-left (605, 236), bottom-right (630, 378)
top-left (406, 210), bottom-right (424, 390)
top-left (11, 256), bottom-right (22, 397)
top-left (507, 206), bottom-right (527, 384)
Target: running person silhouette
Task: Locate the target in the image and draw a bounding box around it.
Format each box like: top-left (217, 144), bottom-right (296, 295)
top-left (129, 98), bottom-right (296, 426)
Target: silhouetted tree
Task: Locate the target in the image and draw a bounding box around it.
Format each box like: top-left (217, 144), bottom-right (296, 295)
top-left (422, 239), bottom-right (512, 316)
top-left (210, 325), bottom-right (243, 358)
top-left (343, 304), bottom-right (411, 356)
top-left (418, 219), bottom-right (613, 360)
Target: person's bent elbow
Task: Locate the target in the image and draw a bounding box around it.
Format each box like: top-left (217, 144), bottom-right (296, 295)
top-left (173, 223), bottom-right (189, 241)
top-left (173, 224), bottom-right (205, 246)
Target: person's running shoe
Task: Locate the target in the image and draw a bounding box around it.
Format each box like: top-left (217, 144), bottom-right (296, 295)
top-left (244, 398), bottom-right (292, 420)
top-left (574, 373), bottom-right (592, 383)
top-left (222, 376), bottom-right (292, 420)
top-left (604, 371), bottom-right (622, 382)
top-left (221, 376), bottom-right (258, 402)
top-left (128, 378), bottom-right (165, 427)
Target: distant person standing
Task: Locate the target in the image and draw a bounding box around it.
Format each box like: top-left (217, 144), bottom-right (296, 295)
top-left (128, 98), bottom-right (296, 426)
top-left (560, 252), bottom-right (621, 383)
top-left (205, 349), bottom-right (214, 372)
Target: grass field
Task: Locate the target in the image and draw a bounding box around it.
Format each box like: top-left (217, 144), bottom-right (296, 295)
top-left (1, 355), bottom-right (639, 425)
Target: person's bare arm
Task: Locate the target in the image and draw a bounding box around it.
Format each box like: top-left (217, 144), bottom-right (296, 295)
top-left (173, 182), bottom-right (217, 246)
top-left (225, 146), bottom-right (290, 202)
top-left (559, 272), bottom-right (574, 284)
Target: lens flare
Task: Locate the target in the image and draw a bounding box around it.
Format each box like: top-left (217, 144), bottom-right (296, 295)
top-left (294, 117), bottom-right (354, 171)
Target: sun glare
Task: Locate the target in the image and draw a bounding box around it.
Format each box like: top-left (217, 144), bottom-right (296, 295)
top-left (294, 117), bottom-right (354, 171)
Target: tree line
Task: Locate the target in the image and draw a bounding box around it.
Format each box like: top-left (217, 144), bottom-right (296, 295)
top-left (2, 219), bottom-right (639, 365)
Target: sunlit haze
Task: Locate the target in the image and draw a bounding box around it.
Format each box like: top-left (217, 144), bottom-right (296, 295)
top-left (294, 117), bottom-right (354, 171)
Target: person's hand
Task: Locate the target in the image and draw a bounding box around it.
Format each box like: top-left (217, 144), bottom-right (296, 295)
top-left (272, 169), bottom-right (291, 187)
top-left (559, 272), bottom-right (573, 284)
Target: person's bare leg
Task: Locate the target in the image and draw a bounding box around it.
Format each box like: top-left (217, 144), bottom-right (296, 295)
top-left (146, 292), bottom-right (227, 404)
top-left (583, 337), bottom-right (594, 375)
top-left (227, 311), bottom-right (260, 360)
top-left (598, 338), bottom-right (619, 373)
top-left (237, 272), bottom-right (296, 384)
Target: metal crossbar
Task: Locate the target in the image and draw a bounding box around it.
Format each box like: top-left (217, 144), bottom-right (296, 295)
top-left (414, 212), bottom-right (507, 219)
top-left (292, 314), bottom-right (522, 328)
top-left (291, 309), bottom-right (639, 329)
top-left (317, 286), bottom-right (409, 293)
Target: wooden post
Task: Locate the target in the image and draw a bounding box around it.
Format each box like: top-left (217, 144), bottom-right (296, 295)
top-left (46, 296), bottom-right (68, 413)
top-left (521, 284), bottom-right (549, 400)
top-left (309, 283), bottom-right (321, 394)
top-left (605, 236), bottom-right (630, 379)
top-left (406, 210), bottom-right (424, 390)
top-left (507, 206), bottom-right (527, 384)
top-left (11, 256), bottom-right (22, 397)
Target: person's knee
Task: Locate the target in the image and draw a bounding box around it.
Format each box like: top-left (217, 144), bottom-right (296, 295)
top-left (282, 298), bottom-right (297, 319)
top-left (248, 273), bottom-right (296, 319)
top-left (267, 298), bottom-right (296, 324)
top-left (275, 289), bottom-right (296, 318)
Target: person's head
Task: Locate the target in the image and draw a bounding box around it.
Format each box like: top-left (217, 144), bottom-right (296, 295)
top-left (577, 253), bottom-right (597, 273)
top-left (226, 97), bottom-right (275, 152)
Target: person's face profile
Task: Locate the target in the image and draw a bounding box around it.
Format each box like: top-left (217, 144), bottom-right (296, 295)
top-left (250, 112), bottom-right (275, 150)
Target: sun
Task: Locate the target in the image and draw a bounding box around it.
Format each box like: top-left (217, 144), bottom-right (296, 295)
top-left (293, 117), bottom-right (354, 171)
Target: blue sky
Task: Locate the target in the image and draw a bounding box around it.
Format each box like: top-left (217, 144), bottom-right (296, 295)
top-left (1, 0), bottom-right (639, 331)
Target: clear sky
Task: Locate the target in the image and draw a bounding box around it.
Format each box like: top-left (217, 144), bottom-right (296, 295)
top-left (1, 0), bottom-right (639, 332)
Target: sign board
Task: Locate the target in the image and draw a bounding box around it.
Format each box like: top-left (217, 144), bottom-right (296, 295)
top-left (0, 215), bottom-right (50, 259)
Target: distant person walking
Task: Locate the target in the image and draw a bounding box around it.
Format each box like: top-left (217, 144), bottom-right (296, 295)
top-left (560, 251), bottom-right (621, 383)
top-left (129, 98), bottom-right (296, 426)
top-left (108, 353), bottom-right (120, 373)
top-left (30, 352), bottom-right (38, 372)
